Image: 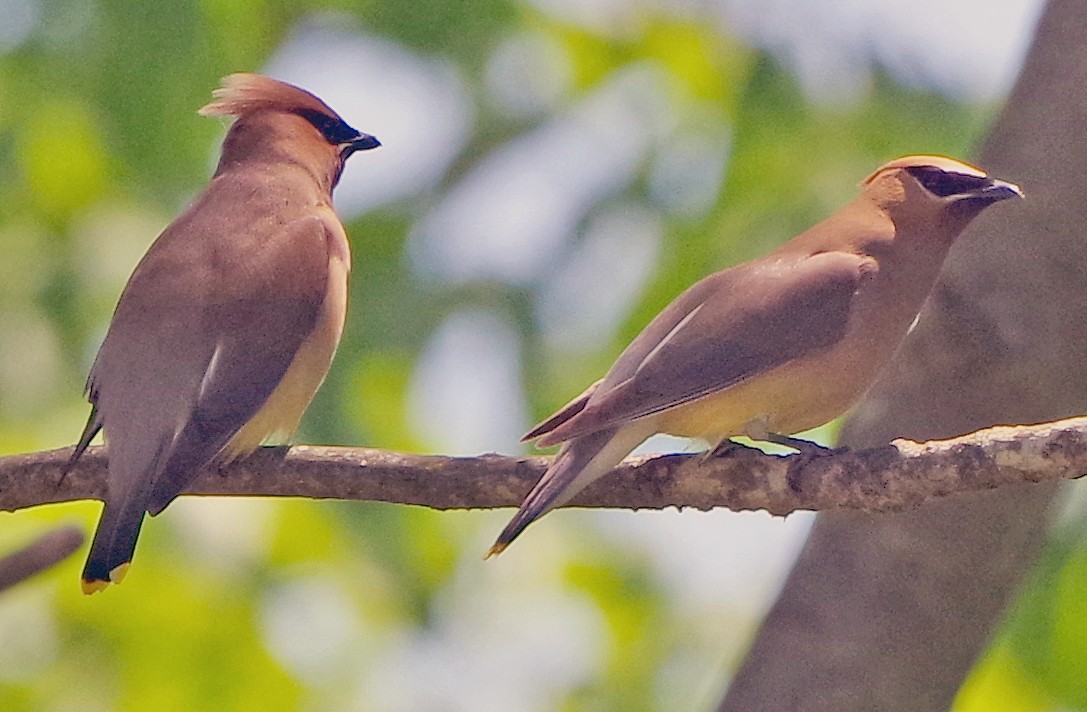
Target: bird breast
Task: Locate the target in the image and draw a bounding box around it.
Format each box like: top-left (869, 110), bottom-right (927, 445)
top-left (221, 250), bottom-right (349, 459)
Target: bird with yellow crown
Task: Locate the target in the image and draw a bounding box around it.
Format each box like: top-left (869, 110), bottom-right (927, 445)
top-left (489, 155), bottom-right (1022, 557)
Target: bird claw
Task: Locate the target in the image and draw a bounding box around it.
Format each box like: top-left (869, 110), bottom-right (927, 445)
top-left (779, 437), bottom-right (848, 492)
top-left (262, 444), bottom-right (293, 460)
top-left (702, 439), bottom-right (762, 462)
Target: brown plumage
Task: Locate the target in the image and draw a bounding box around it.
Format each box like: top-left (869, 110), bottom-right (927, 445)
top-left (66, 74), bottom-right (380, 593)
top-left (489, 155), bottom-right (1022, 556)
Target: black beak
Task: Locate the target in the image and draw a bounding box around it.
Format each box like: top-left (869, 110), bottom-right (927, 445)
top-left (980, 178), bottom-right (1023, 201)
top-left (343, 133), bottom-right (380, 158)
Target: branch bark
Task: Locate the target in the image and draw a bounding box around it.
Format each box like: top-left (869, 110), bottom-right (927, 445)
top-left (4, 417), bottom-right (1087, 516)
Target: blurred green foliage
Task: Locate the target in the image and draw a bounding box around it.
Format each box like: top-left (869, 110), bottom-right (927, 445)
top-left (0, 1), bottom-right (1075, 710)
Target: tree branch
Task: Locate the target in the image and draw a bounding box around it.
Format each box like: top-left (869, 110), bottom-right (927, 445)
top-left (0, 525), bottom-right (85, 591)
top-left (3, 416), bottom-right (1086, 516)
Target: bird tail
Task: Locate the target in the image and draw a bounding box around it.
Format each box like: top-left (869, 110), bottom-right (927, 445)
top-left (81, 495), bottom-right (147, 595)
top-left (60, 407), bottom-right (102, 486)
top-left (487, 423), bottom-right (651, 557)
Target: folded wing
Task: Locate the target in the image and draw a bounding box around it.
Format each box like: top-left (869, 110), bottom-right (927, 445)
top-left (532, 251), bottom-right (877, 446)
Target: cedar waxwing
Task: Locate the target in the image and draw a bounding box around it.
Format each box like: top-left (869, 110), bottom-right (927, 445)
top-left (489, 155), bottom-right (1022, 556)
top-left (65, 74), bottom-right (380, 593)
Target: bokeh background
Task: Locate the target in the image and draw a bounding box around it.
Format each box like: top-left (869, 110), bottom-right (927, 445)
top-left (2, 0), bottom-right (1077, 710)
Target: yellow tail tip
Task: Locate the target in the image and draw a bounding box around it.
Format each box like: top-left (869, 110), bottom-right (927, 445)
top-left (109, 562), bottom-right (130, 585)
top-left (484, 543), bottom-right (507, 560)
top-left (80, 562), bottom-right (131, 595)
top-left (81, 578), bottom-right (110, 595)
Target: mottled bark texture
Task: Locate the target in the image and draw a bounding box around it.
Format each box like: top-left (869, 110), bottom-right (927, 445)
top-left (4, 419), bottom-right (1087, 519)
top-left (719, 1), bottom-right (1086, 709)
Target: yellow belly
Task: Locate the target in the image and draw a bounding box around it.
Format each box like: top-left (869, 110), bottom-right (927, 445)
top-left (222, 253), bottom-right (349, 459)
top-left (654, 342), bottom-right (881, 444)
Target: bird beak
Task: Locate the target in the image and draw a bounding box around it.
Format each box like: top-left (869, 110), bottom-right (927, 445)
top-left (353, 133), bottom-right (381, 151)
top-left (980, 178), bottom-right (1023, 201)
top-left (342, 133), bottom-right (381, 159)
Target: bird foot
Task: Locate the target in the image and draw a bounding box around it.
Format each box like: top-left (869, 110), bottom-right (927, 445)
top-left (772, 435), bottom-right (847, 492)
top-left (260, 444), bottom-right (293, 460)
top-left (701, 439), bottom-right (762, 462)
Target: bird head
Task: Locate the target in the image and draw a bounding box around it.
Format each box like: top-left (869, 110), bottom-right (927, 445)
top-left (861, 155), bottom-right (1022, 235)
top-left (200, 73), bottom-right (380, 191)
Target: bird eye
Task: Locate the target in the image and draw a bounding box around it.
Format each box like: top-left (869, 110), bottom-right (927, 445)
top-left (297, 109), bottom-right (361, 145)
top-left (905, 166), bottom-right (989, 198)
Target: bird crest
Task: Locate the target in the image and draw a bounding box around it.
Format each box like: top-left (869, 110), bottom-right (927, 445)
top-left (862, 155), bottom-right (987, 186)
top-left (199, 73), bottom-right (344, 123)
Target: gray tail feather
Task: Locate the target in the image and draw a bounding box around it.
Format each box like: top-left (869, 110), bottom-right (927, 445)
top-left (488, 428), bottom-right (619, 557)
top-left (81, 435), bottom-right (166, 593)
top-left (81, 496), bottom-right (146, 591)
top-left (60, 407), bottom-right (102, 486)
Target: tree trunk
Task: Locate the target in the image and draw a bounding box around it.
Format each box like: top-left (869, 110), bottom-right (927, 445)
top-left (718, 1), bottom-right (1087, 709)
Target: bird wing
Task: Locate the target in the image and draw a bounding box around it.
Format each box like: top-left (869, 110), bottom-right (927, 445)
top-left (521, 379), bottom-right (601, 442)
top-left (532, 251), bottom-right (877, 445)
top-left (87, 180), bottom-right (335, 515)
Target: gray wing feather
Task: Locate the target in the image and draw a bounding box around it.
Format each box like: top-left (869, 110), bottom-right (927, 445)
top-left (87, 178), bottom-right (333, 516)
top-left (535, 251), bottom-right (875, 445)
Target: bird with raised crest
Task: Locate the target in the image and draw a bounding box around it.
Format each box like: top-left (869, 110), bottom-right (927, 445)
top-left (66, 74), bottom-right (380, 593)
